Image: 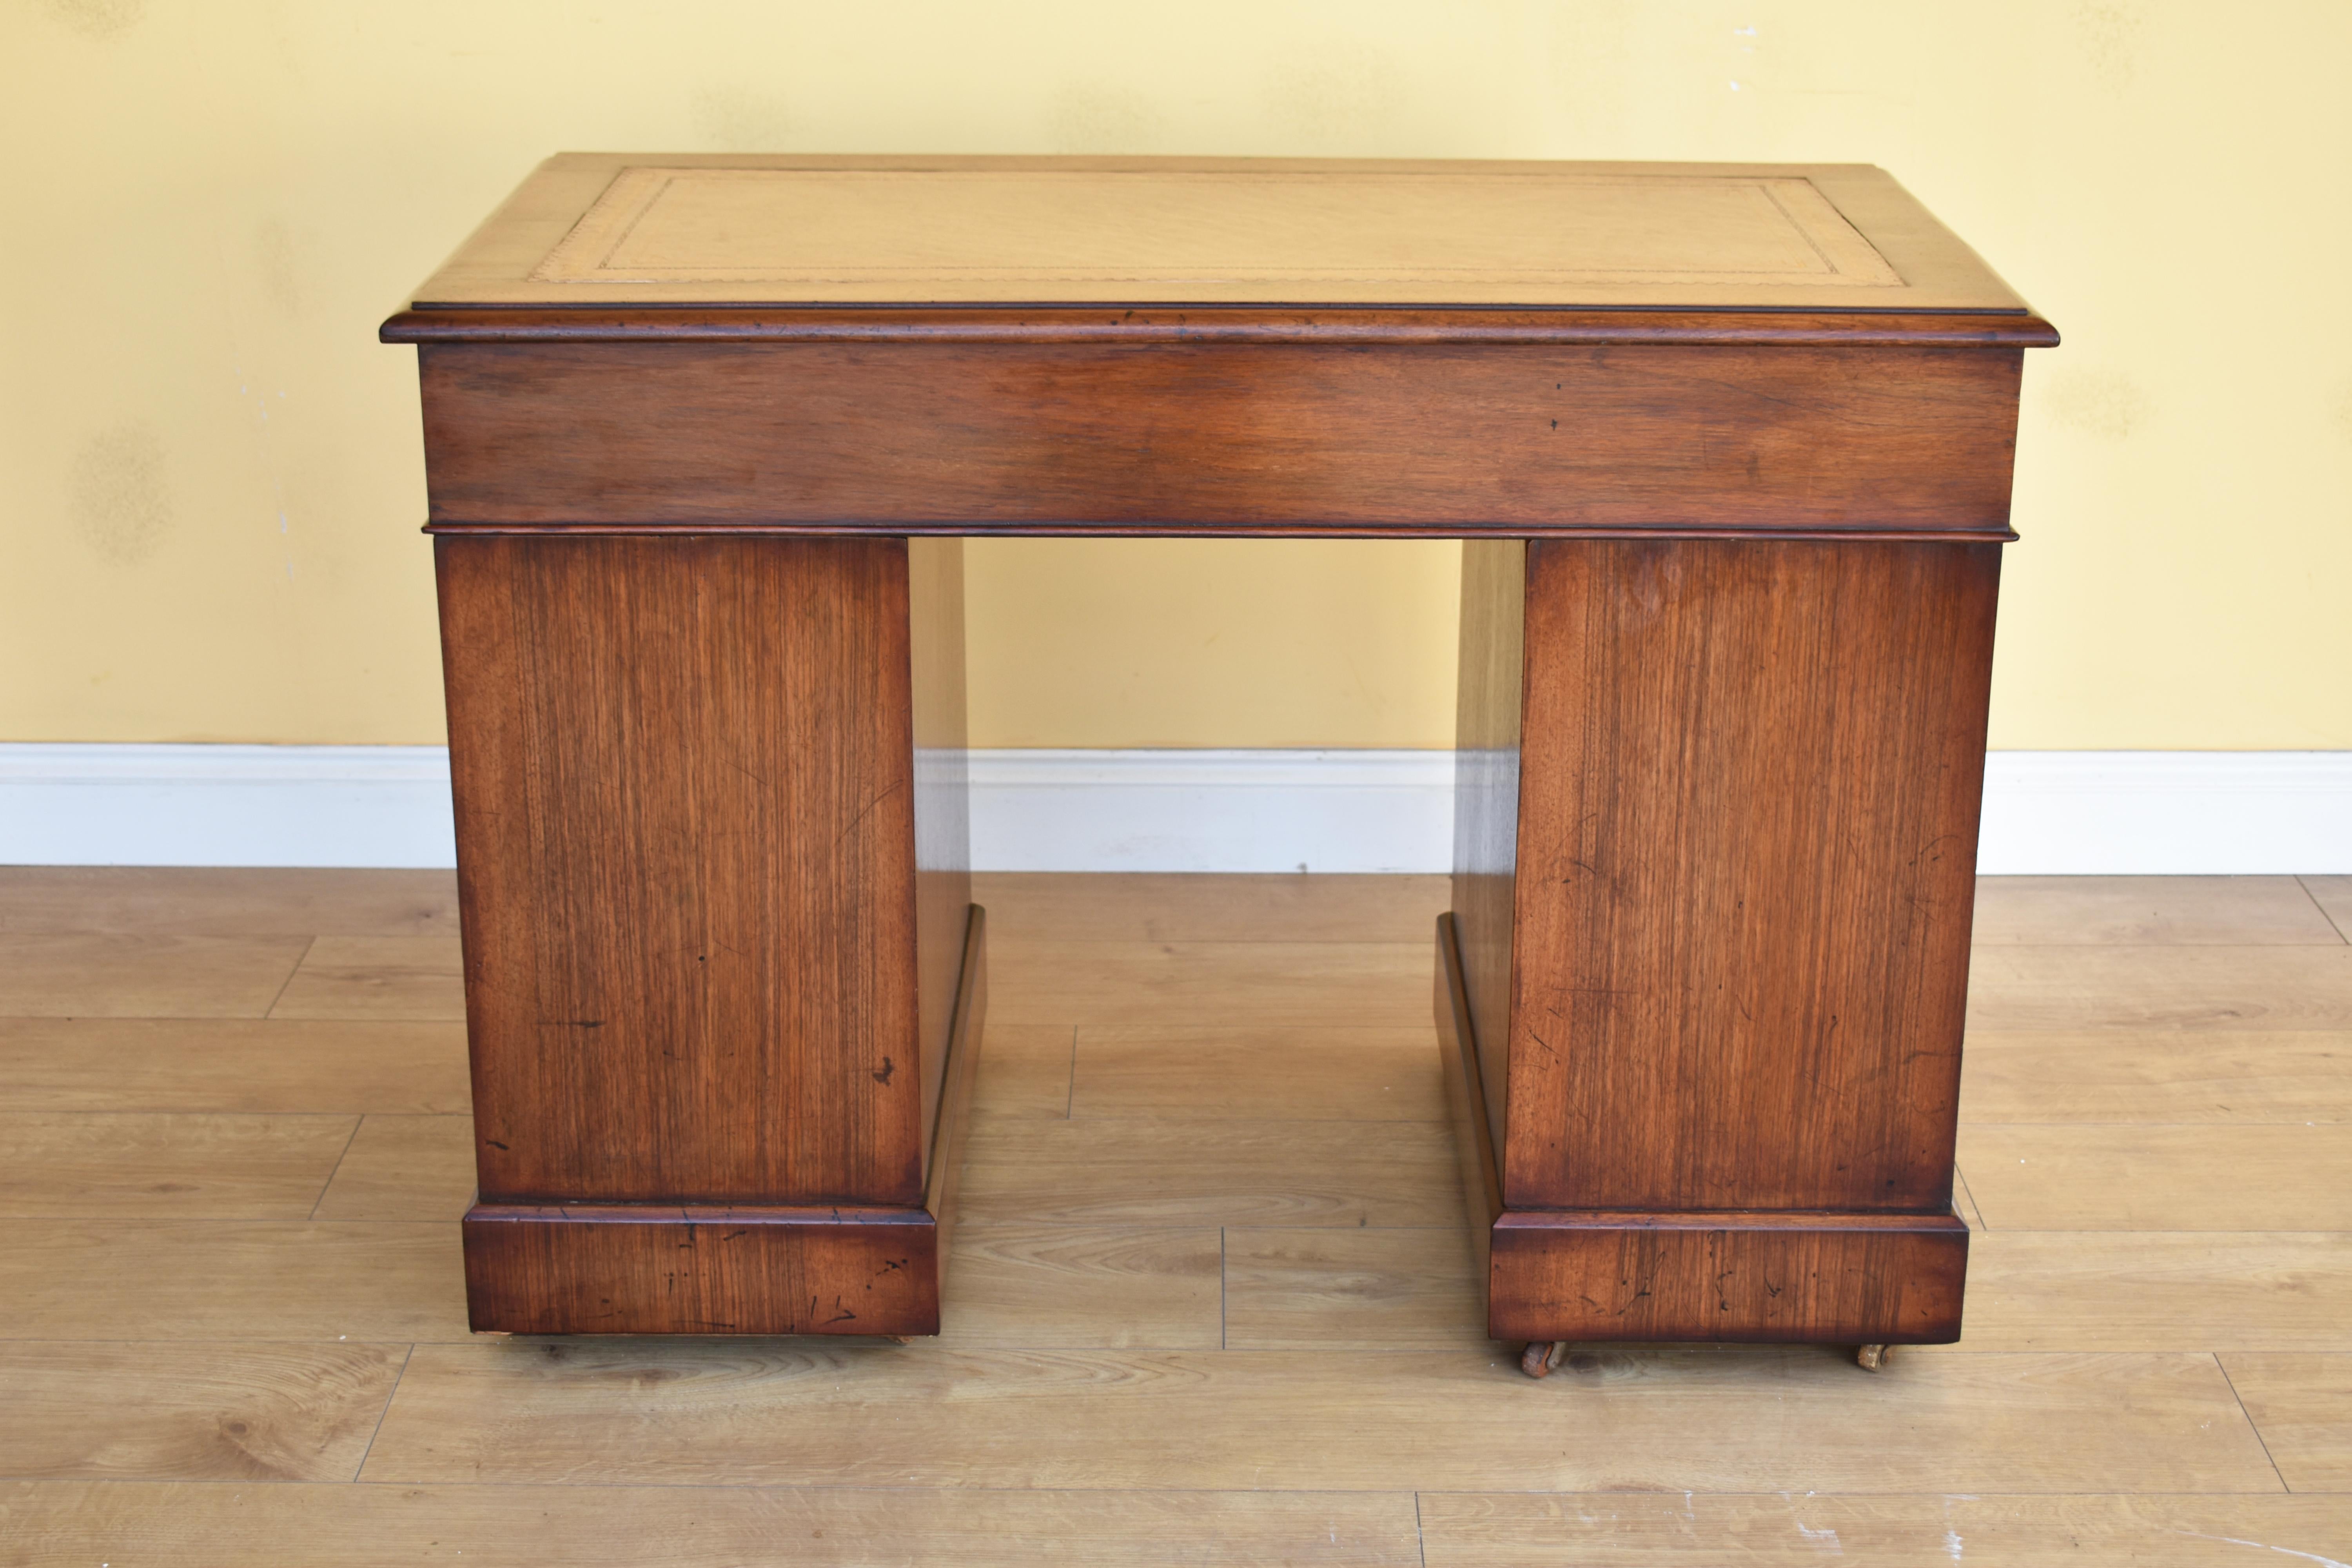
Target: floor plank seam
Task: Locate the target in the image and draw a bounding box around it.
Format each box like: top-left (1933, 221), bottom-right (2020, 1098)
top-left (2213, 1353), bottom-right (2297, 1495)
top-left (2292, 876), bottom-right (2352, 945)
top-left (258, 934), bottom-right (318, 1020)
top-left (306, 1116), bottom-right (369, 1221)
top-left (352, 1342), bottom-right (416, 1483)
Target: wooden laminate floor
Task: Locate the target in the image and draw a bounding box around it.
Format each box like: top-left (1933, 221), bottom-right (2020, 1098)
top-left (2, 868), bottom-right (2349, 1564)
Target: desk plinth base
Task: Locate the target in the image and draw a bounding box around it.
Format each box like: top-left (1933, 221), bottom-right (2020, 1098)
top-left (1436, 913), bottom-right (1966, 1352)
top-left (461, 1203), bottom-right (943, 1336)
top-left (461, 904), bottom-right (988, 1338)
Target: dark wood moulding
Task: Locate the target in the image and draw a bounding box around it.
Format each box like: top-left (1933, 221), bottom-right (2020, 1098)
top-left (383, 306), bottom-right (2058, 348)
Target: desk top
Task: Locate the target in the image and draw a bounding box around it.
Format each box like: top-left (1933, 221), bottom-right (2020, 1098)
top-left (409, 154), bottom-right (2028, 315)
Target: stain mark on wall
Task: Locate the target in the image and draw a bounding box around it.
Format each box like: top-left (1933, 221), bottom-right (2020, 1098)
top-left (254, 218), bottom-right (302, 316)
top-left (1046, 85), bottom-right (1165, 154)
top-left (690, 85), bottom-right (799, 152)
top-left (2073, 1), bottom-right (2146, 90)
top-left (48, 0), bottom-right (146, 38)
top-left (2043, 366), bottom-right (2150, 440)
top-left (1265, 41), bottom-right (1411, 150)
top-left (70, 422), bottom-right (175, 566)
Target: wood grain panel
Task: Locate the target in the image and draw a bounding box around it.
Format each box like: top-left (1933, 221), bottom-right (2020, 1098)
top-left (267, 936), bottom-right (464, 1021)
top-left (956, 1118), bottom-right (1460, 1227)
top-left (1965, 946), bottom-right (2352, 1032)
top-left (1452, 544), bottom-right (1522, 1163)
top-left (1069, 1025), bottom-right (1445, 1122)
top-left (1502, 539), bottom-right (1997, 1213)
top-left (310, 1114), bottom-right (475, 1221)
top-left (0, 1018), bottom-right (469, 1114)
top-left (0, 934), bottom-right (310, 1018)
top-left (1971, 875), bottom-right (2348, 946)
top-left (1488, 1210), bottom-right (1967, 1345)
top-left (436, 534), bottom-right (923, 1207)
top-left (0, 1341), bottom-right (405, 1481)
top-left (1959, 1030), bottom-right (2352, 1123)
top-left (0, 1219), bottom-right (465, 1341)
top-left (2306, 874), bottom-right (2352, 940)
top-left (1224, 1227), bottom-right (1485, 1349)
top-left (937, 1224), bottom-right (1224, 1349)
top-left (1961, 1232), bottom-right (2352, 1352)
top-left (4, 1481), bottom-right (1426, 1566)
top-left (972, 872), bottom-right (1448, 945)
top-left (460, 1204), bottom-right (939, 1336)
top-left (0, 867), bottom-right (458, 938)
top-left (1958, 1124), bottom-right (2352, 1230)
top-left (359, 1340), bottom-right (2277, 1493)
top-left (910, 537), bottom-right (970, 1162)
top-left (1419, 1494), bottom-right (2352, 1568)
top-left (0, 1112), bottom-right (356, 1219)
top-left (968, 1025), bottom-right (1076, 1120)
top-left (986, 940), bottom-right (1429, 1029)
top-left (2216, 1352), bottom-right (2352, 1491)
top-left (415, 342), bottom-right (2025, 536)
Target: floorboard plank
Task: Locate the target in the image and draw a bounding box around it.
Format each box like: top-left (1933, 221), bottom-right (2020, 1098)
top-left (1960, 1232), bottom-right (2352, 1351)
top-left (310, 1115), bottom-right (476, 1221)
top-left (0, 1342), bottom-right (408, 1481)
top-left (1417, 1492), bottom-right (2352, 1567)
top-left (974, 872), bottom-right (1449, 945)
top-left (2218, 1352), bottom-right (2352, 1492)
top-left (0, 867), bottom-right (459, 938)
top-left (987, 941), bottom-right (1430, 1029)
top-left (358, 1341), bottom-right (2282, 1494)
top-left (958, 1118), bottom-right (1461, 1226)
top-left (268, 937), bottom-right (466, 1022)
top-left (1072, 1026), bottom-right (1446, 1122)
top-left (0, 1112), bottom-right (358, 1219)
top-left (968, 1025), bottom-right (1076, 1121)
top-left (2303, 876), bottom-right (2352, 942)
top-left (0, 935), bottom-right (312, 1018)
top-left (1958, 1125), bottom-right (2352, 1230)
top-left (1971, 876), bottom-right (2347, 946)
top-left (1223, 1227), bottom-right (1486, 1349)
top-left (938, 1223), bottom-right (1224, 1349)
top-left (1960, 1030), bottom-right (2352, 1123)
top-left (0, 1481), bottom-right (1425, 1566)
top-left (0, 1018), bottom-right (470, 1114)
top-left (0, 1219), bottom-right (466, 1341)
top-left (1965, 947), bottom-right (2352, 1032)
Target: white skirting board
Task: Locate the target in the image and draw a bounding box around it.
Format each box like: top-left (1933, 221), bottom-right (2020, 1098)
top-left (2, 744), bottom-right (2348, 874)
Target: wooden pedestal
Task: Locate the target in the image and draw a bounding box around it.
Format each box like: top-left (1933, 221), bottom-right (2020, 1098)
top-left (437, 535), bottom-right (982, 1335)
top-left (1441, 537), bottom-right (1988, 1346)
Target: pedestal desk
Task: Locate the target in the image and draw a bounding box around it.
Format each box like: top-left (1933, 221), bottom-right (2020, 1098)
top-left (383, 156), bottom-right (2054, 1371)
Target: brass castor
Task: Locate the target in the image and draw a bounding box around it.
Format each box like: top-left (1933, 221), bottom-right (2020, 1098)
top-left (1855, 1343), bottom-right (1893, 1372)
top-left (1520, 1341), bottom-right (1568, 1379)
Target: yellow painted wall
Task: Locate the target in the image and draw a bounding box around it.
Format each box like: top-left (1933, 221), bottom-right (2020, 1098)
top-left (5, 2), bottom-right (2347, 750)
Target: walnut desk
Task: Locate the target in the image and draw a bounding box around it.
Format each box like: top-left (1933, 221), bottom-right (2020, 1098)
top-left (383, 156), bottom-right (2054, 1370)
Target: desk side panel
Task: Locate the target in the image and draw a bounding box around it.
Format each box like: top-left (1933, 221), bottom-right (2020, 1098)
top-left (909, 537), bottom-right (972, 1165)
top-left (417, 342), bottom-right (2023, 535)
top-left (1452, 540), bottom-right (1523, 1156)
top-left (1503, 538), bottom-right (1995, 1214)
top-left (437, 534), bottom-right (925, 1207)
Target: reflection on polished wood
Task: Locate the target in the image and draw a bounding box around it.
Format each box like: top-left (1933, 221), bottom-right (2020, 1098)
top-left (4, 871), bottom-right (2348, 1561)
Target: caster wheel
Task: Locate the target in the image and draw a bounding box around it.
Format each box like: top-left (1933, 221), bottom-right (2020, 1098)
top-left (1520, 1341), bottom-right (1567, 1379)
top-left (1855, 1343), bottom-right (1893, 1372)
